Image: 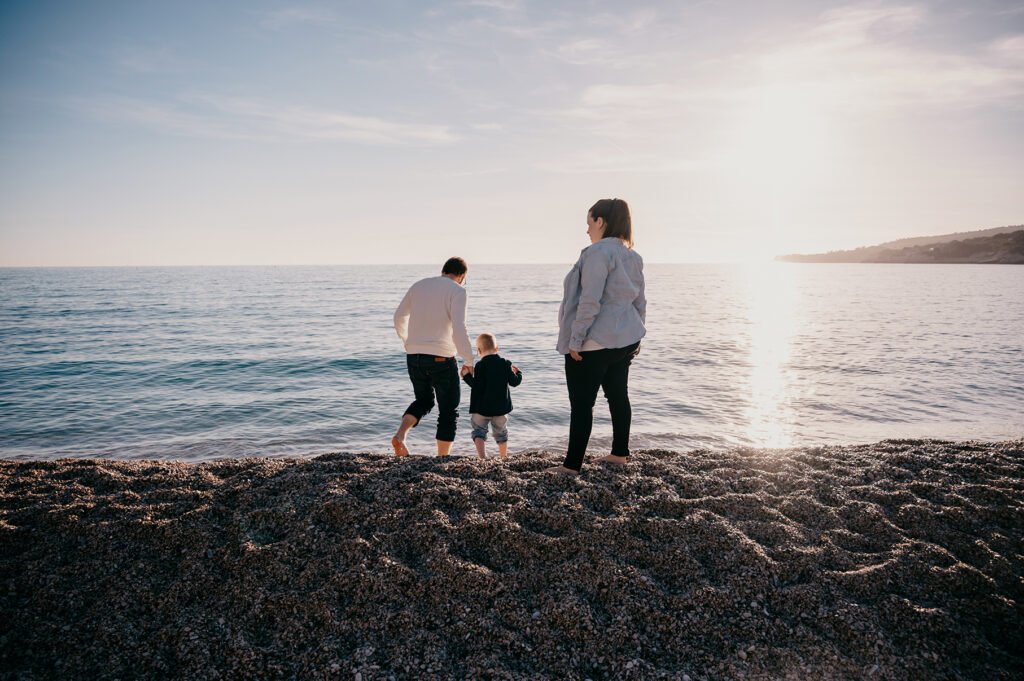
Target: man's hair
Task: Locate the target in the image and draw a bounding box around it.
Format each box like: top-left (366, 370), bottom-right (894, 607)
top-left (442, 257), bottom-right (468, 276)
top-left (476, 333), bottom-right (497, 352)
top-left (589, 198), bottom-right (633, 247)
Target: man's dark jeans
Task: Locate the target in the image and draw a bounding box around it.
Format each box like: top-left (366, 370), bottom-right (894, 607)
top-left (404, 354), bottom-right (461, 442)
top-left (563, 342), bottom-right (641, 471)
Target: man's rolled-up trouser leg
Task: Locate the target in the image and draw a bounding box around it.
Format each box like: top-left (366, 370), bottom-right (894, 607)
top-left (431, 357), bottom-right (460, 442)
top-left (404, 355), bottom-right (436, 424)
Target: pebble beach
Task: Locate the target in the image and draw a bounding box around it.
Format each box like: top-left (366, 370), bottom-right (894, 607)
top-left (1, 439), bottom-right (1022, 680)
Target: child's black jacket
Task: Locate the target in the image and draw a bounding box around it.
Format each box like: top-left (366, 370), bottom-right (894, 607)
top-left (462, 353), bottom-right (522, 416)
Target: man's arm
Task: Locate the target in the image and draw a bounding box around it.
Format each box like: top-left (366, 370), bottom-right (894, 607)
top-left (450, 286), bottom-right (475, 368)
top-left (508, 362), bottom-right (523, 387)
top-left (465, 359), bottom-right (486, 388)
top-left (393, 286), bottom-right (413, 345)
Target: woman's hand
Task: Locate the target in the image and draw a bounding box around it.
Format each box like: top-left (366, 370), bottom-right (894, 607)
top-left (569, 350), bottom-right (583, 362)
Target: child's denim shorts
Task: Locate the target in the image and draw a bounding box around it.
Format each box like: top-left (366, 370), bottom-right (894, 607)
top-left (470, 413), bottom-right (509, 443)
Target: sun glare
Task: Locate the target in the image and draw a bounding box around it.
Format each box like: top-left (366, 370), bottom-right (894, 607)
top-left (712, 82), bottom-right (835, 262)
top-left (740, 262), bottom-right (802, 448)
top-left (727, 83), bottom-right (832, 186)
top-left (724, 85), bottom-right (831, 209)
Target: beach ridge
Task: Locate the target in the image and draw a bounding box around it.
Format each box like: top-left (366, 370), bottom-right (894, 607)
top-left (2, 439), bottom-right (1022, 679)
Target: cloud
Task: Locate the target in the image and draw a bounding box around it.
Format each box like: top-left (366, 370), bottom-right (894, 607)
top-left (455, 0), bottom-right (522, 12)
top-left (71, 94), bottom-right (460, 145)
top-left (553, 39), bottom-right (603, 65)
top-left (810, 3), bottom-right (927, 46)
top-left (577, 82), bottom-right (739, 112)
top-left (536, 150), bottom-right (714, 175)
top-left (758, 4), bottom-right (1024, 108)
top-left (543, 80), bottom-right (742, 153)
top-left (258, 7), bottom-right (337, 29)
top-left (69, 96), bottom-right (266, 141)
top-left (439, 166), bottom-right (509, 178)
top-left (588, 7), bottom-right (660, 33)
top-left (990, 34), bottom-right (1024, 62)
top-left (523, 1), bottom-right (1024, 174)
top-left (557, 2), bottom-right (1024, 130)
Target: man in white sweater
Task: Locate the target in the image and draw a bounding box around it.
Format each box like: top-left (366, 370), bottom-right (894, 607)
top-left (392, 257), bottom-right (475, 457)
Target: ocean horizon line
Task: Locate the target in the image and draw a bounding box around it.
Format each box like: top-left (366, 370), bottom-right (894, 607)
top-left (0, 259), bottom-right (936, 269)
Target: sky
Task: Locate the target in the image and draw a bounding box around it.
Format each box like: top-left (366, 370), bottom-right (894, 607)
top-left (1, 0), bottom-right (1022, 265)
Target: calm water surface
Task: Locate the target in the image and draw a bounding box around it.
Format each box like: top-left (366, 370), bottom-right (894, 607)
top-left (1, 264), bottom-right (1022, 460)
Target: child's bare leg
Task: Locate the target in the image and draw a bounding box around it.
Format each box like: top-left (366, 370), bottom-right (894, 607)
top-left (474, 437), bottom-right (486, 459)
top-left (493, 417), bottom-right (509, 459)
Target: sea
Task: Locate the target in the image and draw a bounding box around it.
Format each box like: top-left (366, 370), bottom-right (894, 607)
top-left (1, 264), bottom-right (1022, 461)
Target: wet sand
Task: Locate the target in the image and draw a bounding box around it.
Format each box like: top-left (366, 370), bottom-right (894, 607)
top-left (1, 439), bottom-right (1022, 680)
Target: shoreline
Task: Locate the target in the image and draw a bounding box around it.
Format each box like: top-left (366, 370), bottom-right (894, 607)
top-left (2, 439), bottom-right (1022, 679)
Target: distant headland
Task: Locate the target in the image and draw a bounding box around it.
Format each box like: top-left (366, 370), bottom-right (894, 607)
top-left (777, 225), bottom-right (1024, 264)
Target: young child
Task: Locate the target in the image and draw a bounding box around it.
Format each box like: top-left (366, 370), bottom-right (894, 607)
top-left (462, 333), bottom-right (523, 459)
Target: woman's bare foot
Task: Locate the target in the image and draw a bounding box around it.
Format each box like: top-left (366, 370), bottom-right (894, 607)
top-left (594, 454), bottom-right (628, 466)
top-left (546, 465), bottom-right (580, 475)
top-left (391, 437), bottom-right (410, 457)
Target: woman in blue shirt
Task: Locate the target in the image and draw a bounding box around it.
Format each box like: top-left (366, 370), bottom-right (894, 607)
top-left (551, 198), bottom-right (647, 474)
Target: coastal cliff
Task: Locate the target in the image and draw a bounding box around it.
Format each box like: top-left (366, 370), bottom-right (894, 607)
top-left (778, 225), bottom-right (1024, 264)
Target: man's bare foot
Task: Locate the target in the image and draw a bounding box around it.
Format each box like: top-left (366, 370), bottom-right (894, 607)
top-left (595, 454), bottom-right (628, 466)
top-left (546, 465), bottom-right (580, 475)
top-left (391, 437), bottom-right (410, 457)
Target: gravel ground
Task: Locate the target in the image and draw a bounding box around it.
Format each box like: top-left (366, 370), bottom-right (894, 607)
top-left (1, 439), bottom-right (1022, 680)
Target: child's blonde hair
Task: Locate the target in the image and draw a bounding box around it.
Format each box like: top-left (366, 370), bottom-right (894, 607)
top-left (476, 333), bottom-right (498, 352)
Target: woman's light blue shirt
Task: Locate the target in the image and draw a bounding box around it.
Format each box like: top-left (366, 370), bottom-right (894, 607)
top-left (557, 237), bottom-right (647, 354)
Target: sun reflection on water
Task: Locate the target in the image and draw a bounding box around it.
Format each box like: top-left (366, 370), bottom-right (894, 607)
top-left (740, 263), bottom-right (802, 448)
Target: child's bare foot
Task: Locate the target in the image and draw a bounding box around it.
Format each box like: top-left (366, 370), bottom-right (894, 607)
top-left (391, 437), bottom-right (410, 457)
top-left (546, 465), bottom-right (579, 475)
top-left (594, 454), bottom-right (628, 466)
